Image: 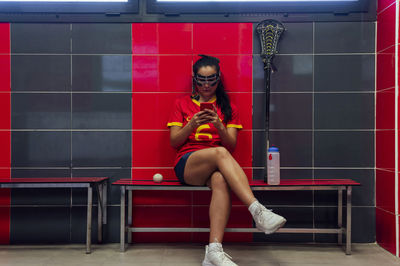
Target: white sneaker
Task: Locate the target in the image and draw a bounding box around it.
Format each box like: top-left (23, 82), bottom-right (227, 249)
top-left (202, 244), bottom-right (238, 266)
top-left (249, 201), bottom-right (286, 234)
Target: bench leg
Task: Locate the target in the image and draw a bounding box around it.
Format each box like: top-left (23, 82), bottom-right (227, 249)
top-left (102, 181), bottom-right (107, 226)
top-left (97, 183), bottom-right (103, 244)
top-left (346, 186), bottom-right (352, 255)
top-left (120, 186), bottom-right (126, 252)
top-left (338, 188), bottom-right (343, 245)
top-left (86, 186), bottom-right (93, 254)
top-left (128, 190), bottom-right (132, 244)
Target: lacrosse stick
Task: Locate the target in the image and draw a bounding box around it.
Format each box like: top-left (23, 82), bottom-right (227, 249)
top-left (256, 19), bottom-right (285, 182)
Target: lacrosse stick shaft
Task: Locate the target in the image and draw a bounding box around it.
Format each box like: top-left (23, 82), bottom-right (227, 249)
top-left (265, 65), bottom-right (271, 151)
top-left (264, 65), bottom-right (271, 183)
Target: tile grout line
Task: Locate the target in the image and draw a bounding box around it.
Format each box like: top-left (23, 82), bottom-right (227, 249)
top-left (374, 19), bottom-right (377, 238)
top-left (69, 23), bottom-right (73, 243)
top-left (312, 21), bottom-right (315, 242)
top-left (395, 0), bottom-right (399, 258)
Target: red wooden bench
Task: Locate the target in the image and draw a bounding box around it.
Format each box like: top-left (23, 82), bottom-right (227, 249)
top-left (113, 178), bottom-right (360, 255)
top-left (0, 177), bottom-right (108, 254)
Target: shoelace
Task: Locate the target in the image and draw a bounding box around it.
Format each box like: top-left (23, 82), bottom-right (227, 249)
top-left (255, 207), bottom-right (273, 224)
top-left (214, 250), bottom-right (235, 265)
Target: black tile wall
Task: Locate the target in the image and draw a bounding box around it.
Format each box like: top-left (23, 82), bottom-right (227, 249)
top-left (11, 131), bottom-right (71, 167)
top-left (314, 93), bottom-right (374, 129)
top-left (71, 24), bottom-right (131, 54)
top-left (11, 55), bottom-right (71, 91)
top-left (72, 93), bottom-right (131, 129)
top-left (253, 92), bottom-right (312, 129)
top-left (314, 22), bottom-right (375, 53)
top-left (252, 21), bottom-right (375, 244)
top-left (72, 131), bottom-right (131, 167)
top-left (11, 24), bottom-right (71, 54)
top-left (72, 55), bottom-right (132, 92)
top-left (314, 131), bottom-right (374, 167)
top-left (12, 93), bottom-right (71, 129)
top-left (10, 23), bottom-right (133, 244)
top-left (314, 55), bottom-right (375, 92)
top-left (253, 55), bottom-right (313, 93)
top-left (10, 207), bottom-right (70, 244)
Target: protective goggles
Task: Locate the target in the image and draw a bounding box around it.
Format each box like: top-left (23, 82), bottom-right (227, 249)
top-left (194, 73), bottom-right (220, 87)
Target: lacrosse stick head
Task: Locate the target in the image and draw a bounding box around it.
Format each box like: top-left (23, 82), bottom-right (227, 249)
top-left (256, 20), bottom-right (285, 69)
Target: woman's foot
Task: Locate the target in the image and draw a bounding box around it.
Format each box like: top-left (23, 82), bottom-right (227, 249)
top-left (202, 243), bottom-right (238, 266)
top-left (249, 200), bottom-right (286, 234)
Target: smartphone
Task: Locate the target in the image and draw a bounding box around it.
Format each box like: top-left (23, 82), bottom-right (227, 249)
top-left (200, 102), bottom-right (214, 111)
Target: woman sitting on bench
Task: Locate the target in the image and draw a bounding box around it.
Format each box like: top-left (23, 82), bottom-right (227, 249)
top-left (167, 55), bottom-right (286, 266)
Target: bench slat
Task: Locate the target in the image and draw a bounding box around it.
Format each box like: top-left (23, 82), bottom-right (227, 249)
top-left (113, 178), bottom-right (360, 186)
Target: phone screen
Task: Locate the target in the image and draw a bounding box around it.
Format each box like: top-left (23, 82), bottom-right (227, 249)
top-left (200, 103), bottom-right (213, 111)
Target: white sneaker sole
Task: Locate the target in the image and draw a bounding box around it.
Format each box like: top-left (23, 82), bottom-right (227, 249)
top-left (258, 217), bottom-right (287, 234)
top-left (202, 261), bottom-right (214, 266)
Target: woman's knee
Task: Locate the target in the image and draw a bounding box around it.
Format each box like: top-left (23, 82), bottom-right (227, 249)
top-left (212, 147), bottom-right (231, 160)
top-left (210, 171), bottom-right (229, 191)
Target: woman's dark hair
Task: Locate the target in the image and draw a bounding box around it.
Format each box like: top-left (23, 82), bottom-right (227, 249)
top-left (192, 54), bottom-right (232, 123)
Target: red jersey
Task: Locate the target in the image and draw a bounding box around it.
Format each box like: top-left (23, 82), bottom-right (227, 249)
top-left (167, 95), bottom-right (243, 166)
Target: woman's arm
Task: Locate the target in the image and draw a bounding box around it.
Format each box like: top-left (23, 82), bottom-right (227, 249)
top-left (169, 124), bottom-right (195, 148)
top-left (215, 123), bottom-right (238, 151)
top-left (204, 109), bottom-right (238, 151)
top-left (169, 111), bottom-right (210, 148)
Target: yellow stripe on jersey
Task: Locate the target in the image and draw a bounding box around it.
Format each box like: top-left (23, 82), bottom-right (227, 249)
top-left (167, 122), bottom-right (183, 127)
top-left (191, 96), bottom-right (217, 106)
top-left (227, 124), bottom-right (243, 129)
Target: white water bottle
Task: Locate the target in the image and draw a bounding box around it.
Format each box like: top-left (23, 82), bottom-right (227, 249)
top-left (267, 147), bottom-right (280, 185)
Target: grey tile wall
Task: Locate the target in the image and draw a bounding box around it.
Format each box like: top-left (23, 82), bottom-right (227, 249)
top-left (252, 21), bottom-right (375, 243)
top-left (10, 23), bottom-right (132, 243)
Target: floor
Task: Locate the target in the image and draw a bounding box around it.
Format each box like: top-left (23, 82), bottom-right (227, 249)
top-left (0, 243), bottom-right (398, 266)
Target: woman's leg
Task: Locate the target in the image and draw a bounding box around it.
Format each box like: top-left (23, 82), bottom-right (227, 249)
top-left (207, 171), bottom-right (231, 243)
top-left (184, 147), bottom-right (256, 206)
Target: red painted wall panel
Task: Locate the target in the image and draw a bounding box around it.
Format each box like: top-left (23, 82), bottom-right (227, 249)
top-left (377, 3), bottom-right (396, 52)
top-left (132, 23), bottom-right (192, 55)
top-left (0, 23), bottom-right (10, 245)
top-left (131, 23), bottom-right (253, 243)
top-left (376, 46), bottom-right (395, 92)
top-left (376, 207), bottom-right (396, 255)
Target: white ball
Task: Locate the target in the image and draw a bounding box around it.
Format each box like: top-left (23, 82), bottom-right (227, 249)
top-left (153, 173), bottom-right (163, 183)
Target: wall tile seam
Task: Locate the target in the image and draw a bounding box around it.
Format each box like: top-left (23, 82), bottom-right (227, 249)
top-left (257, 92), bottom-right (376, 94)
top-left (395, 0), bottom-right (399, 257)
top-left (4, 129), bottom-right (377, 131)
top-left (10, 53), bottom-right (133, 56)
top-left (11, 166), bottom-right (373, 169)
top-left (377, 44), bottom-right (397, 54)
top-left (377, 206), bottom-right (397, 215)
top-left (376, 87), bottom-right (396, 92)
top-left (7, 53), bottom-right (377, 56)
top-left (10, 53), bottom-right (257, 56)
top-left (376, 168), bottom-right (397, 172)
top-left (265, 129), bottom-right (375, 131)
top-left (377, 1), bottom-right (397, 16)
top-left (7, 91), bottom-right (254, 94)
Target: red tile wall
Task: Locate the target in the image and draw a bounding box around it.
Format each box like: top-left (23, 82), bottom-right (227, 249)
top-left (131, 23), bottom-right (253, 243)
top-left (0, 23), bottom-right (10, 244)
top-left (376, 0), bottom-right (398, 256)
